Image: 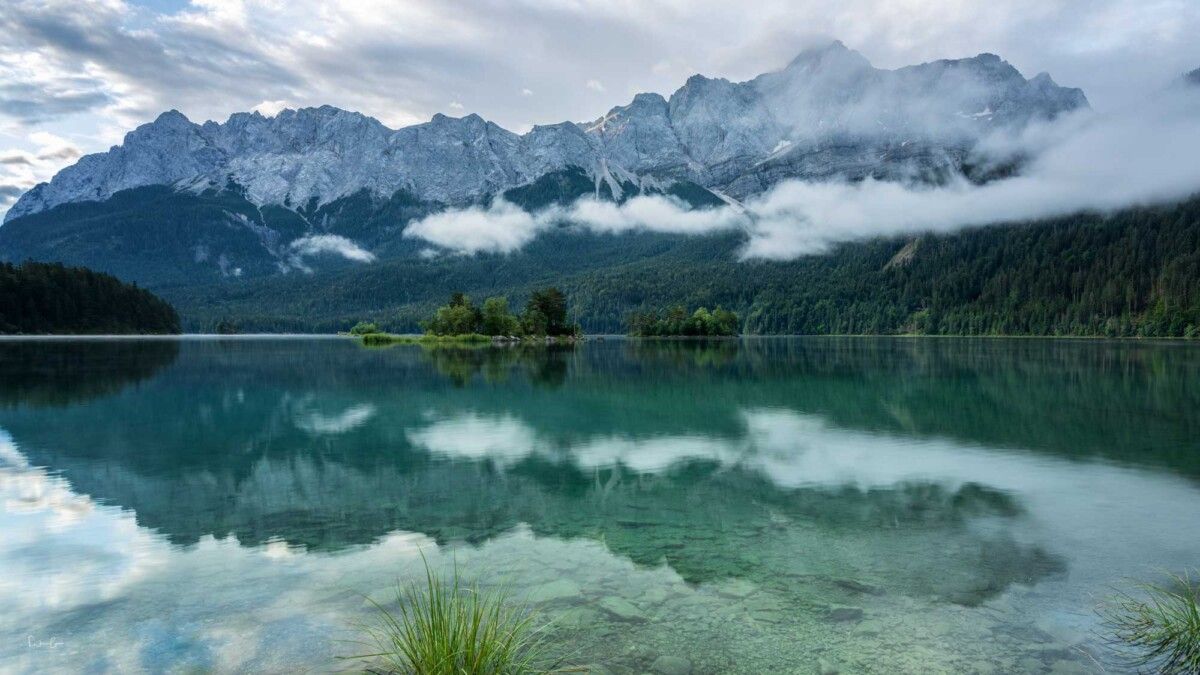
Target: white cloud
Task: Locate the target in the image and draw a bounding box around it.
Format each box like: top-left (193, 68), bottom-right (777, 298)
top-left (521, 88), bottom-right (533, 96)
top-left (402, 85), bottom-right (1200, 260)
top-left (251, 99), bottom-right (289, 116)
top-left (403, 199), bottom-right (543, 254)
top-left (448, 101), bottom-right (464, 110)
top-left (27, 131), bottom-right (71, 148)
top-left (560, 194), bottom-right (743, 235)
top-left (288, 234), bottom-right (376, 262)
top-left (0, 131), bottom-right (83, 210)
top-left (403, 193), bottom-right (744, 255)
top-left (1, 0), bottom-right (1194, 140)
top-left (739, 86), bottom-right (1200, 259)
top-left (0, 0), bottom-right (1196, 219)
top-left (585, 79), bottom-right (605, 92)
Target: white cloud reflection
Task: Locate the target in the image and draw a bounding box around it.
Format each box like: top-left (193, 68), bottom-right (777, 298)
top-left (0, 432), bottom-right (165, 613)
top-left (3, 408), bottom-right (1200, 671)
top-left (403, 407), bottom-right (1200, 579)
top-left (294, 403), bottom-right (377, 435)
top-left (405, 412), bottom-right (538, 463)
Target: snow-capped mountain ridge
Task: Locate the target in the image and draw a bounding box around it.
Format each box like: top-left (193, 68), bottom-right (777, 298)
top-left (5, 41), bottom-right (1087, 223)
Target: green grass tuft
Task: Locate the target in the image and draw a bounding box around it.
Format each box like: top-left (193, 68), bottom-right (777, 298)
top-left (1101, 572), bottom-right (1200, 674)
top-left (347, 557), bottom-right (557, 674)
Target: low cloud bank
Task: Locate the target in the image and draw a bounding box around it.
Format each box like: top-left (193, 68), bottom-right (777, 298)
top-left (403, 194), bottom-right (746, 254)
top-left (404, 200), bottom-right (541, 254)
top-left (288, 234), bottom-right (376, 262)
top-left (405, 86), bottom-right (1200, 260)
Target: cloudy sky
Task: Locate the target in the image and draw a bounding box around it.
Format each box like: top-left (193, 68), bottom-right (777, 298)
top-left (1, 0), bottom-right (1197, 213)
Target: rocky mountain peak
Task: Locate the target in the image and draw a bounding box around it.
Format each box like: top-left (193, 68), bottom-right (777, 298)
top-left (153, 109), bottom-right (192, 125)
top-left (784, 40), bottom-right (858, 67)
top-left (4, 41), bottom-right (1092, 223)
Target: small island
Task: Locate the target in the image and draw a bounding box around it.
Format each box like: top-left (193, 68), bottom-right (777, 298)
top-left (627, 305), bottom-right (739, 337)
top-left (0, 261), bottom-right (180, 335)
top-left (352, 287), bottom-right (581, 345)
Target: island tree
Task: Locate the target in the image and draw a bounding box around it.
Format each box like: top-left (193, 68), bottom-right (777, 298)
top-left (421, 288), bottom-right (580, 337)
top-left (628, 305), bottom-right (739, 337)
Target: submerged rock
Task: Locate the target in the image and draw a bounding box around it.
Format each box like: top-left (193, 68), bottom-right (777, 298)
top-left (833, 578), bottom-right (885, 596)
top-left (555, 606), bottom-right (602, 628)
top-left (743, 593), bottom-right (788, 624)
top-left (713, 578), bottom-right (757, 599)
top-left (827, 606), bottom-right (865, 622)
top-left (599, 596), bottom-right (646, 621)
top-left (527, 578), bottom-right (580, 603)
top-left (650, 655), bottom-right (693, 675)
top-left (639, 586), bottom-right (671, 605)
top-left (816, 657), bottom-right (840, 675)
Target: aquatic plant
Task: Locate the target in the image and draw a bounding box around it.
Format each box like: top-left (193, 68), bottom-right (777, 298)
top-left (1101, 572), bottom-right (1200, 674)
top-left (349, 558), bottom-right (553, 674)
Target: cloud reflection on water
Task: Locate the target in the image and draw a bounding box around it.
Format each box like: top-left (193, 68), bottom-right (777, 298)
top-left (402, 405), bottom-right (1200, 584)
top-left (1, 338), bottom-right (1198, 672)
top-left (294, 402), bottom-right (377, 435)
top-left (0, 432), bottom-right (164, 614)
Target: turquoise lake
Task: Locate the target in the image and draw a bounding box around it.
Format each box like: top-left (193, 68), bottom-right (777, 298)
top-left (1, 337), bottom-right (1198, 673)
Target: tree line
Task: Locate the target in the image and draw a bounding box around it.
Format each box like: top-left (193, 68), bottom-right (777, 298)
top-left (0, 261), bottom-right (180, 335)
top-left (425, 288), bottom-right (580, 337)
top-left (353, 287), bottom-right (582, 338)
top-left (167, 196), bottom-right (1200, 337)
top-left (628, 306), bottom-right (739, 336)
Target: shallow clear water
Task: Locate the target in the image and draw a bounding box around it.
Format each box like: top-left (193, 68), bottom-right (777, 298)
top-left (1, 337), bottom-right (1198, 673)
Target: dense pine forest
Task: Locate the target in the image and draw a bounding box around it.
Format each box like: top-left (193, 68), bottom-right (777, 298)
top-left (565, 197), bottom-right (1200, 338)
top-left (161, 196), bottom-right (1200, 337)
top-left (0, 261), bottom-right (180, 335)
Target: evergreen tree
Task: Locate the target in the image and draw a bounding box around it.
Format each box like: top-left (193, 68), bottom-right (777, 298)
top-left (0, 261), bottom-right (180, 335)
top-left (524, 287), bottom-right (577, 336)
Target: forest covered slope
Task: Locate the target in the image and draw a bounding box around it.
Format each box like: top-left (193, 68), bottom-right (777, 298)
top-left (0, 261), bottom-right (180, 335)
top-left (158, 196), bottom-right (1199, 337)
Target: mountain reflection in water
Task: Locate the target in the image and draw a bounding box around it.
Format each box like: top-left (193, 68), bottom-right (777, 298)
top-left (1, 337), bottom-right (1198, 673)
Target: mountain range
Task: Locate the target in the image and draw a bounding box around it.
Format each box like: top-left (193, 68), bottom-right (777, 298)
top-left (4, 41), bottom-right (1195, 337)
top-left (6, 41), bottom-right (1085, 226)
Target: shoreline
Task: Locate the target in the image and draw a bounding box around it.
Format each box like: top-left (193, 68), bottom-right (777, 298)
top-left (0, 333), bottom-right (1196, 343)
top-left (0, 333), bottom-right (347, 340)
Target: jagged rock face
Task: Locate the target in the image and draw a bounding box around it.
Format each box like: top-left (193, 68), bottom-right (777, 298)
top-left (668, 75), bottom-right (784, 171)
top-left (521, 122), bottom-right (598, 179)
top-left (586, 93), bottom-right (694, 177)
top-left (9, 110), bottom-right (225, 220)
top-left (212, 107), bottom-right (398, 207)
top-left (4, 41), bottom-right (1088, 222)
top-left (591, 42), bottom-right (1089, 195)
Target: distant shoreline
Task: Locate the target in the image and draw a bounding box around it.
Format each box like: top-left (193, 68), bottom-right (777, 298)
top-left (0, 333), bottom-right (1195, 342)
top-left (0, 333), bottom-right (347, 340)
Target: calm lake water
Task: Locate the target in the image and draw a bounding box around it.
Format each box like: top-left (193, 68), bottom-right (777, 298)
top-left (1, 337), bottom-right (1198, 674)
